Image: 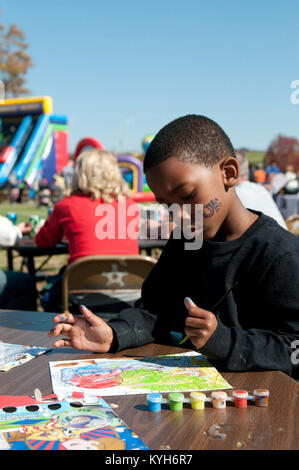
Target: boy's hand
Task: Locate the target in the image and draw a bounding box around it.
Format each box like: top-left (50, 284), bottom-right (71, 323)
top-left (184, 301), bottom-right (218, 350)
top-left (48, 305), bottom-right (115, 353)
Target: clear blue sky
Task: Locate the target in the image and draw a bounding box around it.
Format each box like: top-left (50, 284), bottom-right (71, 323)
top-left (1, 0), bottom-right (299, 153)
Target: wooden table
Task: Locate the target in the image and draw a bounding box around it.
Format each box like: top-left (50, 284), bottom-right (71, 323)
top-left (0, 309), bottom-right (298, 451)
top-left (5, 239), bottom-right (168, 278)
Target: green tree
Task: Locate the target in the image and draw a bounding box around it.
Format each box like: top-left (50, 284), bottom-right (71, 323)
top-left (0, 14), bottom-right (34, 97)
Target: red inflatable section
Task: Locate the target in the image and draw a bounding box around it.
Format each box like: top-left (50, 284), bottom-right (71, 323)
top-left (132, 191), bottom-right (156, 202)
top-left (74, 137), bottom-right (104, 160)
top-left (54, 131), bottom-right (68, 173)
top-left (0, 146), bottom-right (14, 164)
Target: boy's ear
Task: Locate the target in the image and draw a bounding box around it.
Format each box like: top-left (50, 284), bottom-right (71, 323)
top-left (219, 157), bottom-right (239, 188)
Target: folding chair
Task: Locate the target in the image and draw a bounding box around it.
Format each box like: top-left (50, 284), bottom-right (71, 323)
top-left (61, 254), bottom-right (157, 319)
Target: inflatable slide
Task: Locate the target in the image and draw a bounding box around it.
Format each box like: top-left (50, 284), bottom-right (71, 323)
top-left (0, 96), bottom-right (68, 188)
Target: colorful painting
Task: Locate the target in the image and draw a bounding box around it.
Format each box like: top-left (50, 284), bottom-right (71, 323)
top-left (0, 341), bottom-right (50, 372)
top-left (0, 397), bottom-right (148, 450)
top-left (49, 352), bottom-right (232, 398)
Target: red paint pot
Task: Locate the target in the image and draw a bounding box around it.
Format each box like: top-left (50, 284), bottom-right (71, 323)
top-left (232, 390), bottom-right (248, 408)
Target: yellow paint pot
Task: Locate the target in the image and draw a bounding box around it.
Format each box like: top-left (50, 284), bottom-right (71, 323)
top-left (190, 392), bottom-right (206, 410)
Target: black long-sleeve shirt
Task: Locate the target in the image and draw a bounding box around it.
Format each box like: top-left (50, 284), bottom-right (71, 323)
top-left (108, 210), bottom-right (299, 378)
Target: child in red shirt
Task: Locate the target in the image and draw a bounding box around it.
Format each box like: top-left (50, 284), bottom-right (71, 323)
top-left (35, 149), bottom-right (139, 263)
top-left (35, 149), bottom-right (139, 311)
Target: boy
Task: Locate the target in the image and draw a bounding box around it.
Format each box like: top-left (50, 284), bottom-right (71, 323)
top-left (49, 115), bottom-right (299, 378)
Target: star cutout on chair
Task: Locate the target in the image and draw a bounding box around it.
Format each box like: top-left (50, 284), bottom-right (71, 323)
top-left (101, 263), bottom-right (128, 287)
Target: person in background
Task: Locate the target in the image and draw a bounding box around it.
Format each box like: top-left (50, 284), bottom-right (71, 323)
top-left (253, 164), bottom-right (266, 184)
top-left (35, 149), bottom-right (140, 312)
top-left (284, 165), bottom-right (299, 193)
top-left (37, 178), bottom-right (51, 207)
top-left (51, 175), bottom-right (65, 204)
top-left (265, 161), bottom-right (281, 175)
top-left (52, 173), bottom-right (65, 191)
top-left (0, 215), bottom-right (37, 310)
top-left (36, 149), bottom-right (139, 263)
top-left (234, 152), bottom-right (288, 229)
top-left (0, 215), bottom-right (32, 246)
top-left (248, 163), bottom-right (256, 182)
top-left (265, 171), bottom-right (288, 197)
top-left (61, 159), bottom-right (75, 189)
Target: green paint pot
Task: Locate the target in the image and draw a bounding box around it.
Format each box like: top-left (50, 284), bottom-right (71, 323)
top-left (168, 392), bottom-right (184, 411)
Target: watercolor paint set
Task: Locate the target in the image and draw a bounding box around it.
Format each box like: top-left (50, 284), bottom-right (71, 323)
top-left (0, 393), bottom-right (148, 450)
top-left (146, 388), bottom-right (270, 412)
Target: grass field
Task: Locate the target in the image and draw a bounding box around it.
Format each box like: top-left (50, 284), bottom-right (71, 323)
top-left (246, 151), bottom-right (265, 166)
top-left (0, 201), bottom-right (49, 223)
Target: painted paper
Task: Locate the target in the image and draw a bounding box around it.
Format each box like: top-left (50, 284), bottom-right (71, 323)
top-left (49, 352), bottom-right (232, 398)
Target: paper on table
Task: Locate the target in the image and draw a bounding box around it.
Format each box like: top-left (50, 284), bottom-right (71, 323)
top-left (0, 341), bottom-right (50, 372)
top-left (49, 352), bottom-right (232, 399)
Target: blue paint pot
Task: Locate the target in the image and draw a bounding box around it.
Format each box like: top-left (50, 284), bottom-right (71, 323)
top-left (147, 393), bottom-right (162, 412)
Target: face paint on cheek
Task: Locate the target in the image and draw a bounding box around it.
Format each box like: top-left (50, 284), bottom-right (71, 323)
top-left (201, 198), bottom-right (222, 218)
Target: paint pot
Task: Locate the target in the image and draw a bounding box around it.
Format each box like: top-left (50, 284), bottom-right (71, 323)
top-left (190, 392), bottom-right (206, 410)
top-left (147, 393), bottom-right (163, 412)
top-left (253, 389), bottom-right (269, 407)
top-left (232, 390), bottom-right (248, 408)
top-left (211, 391), bottom-right (227, 409)
top-left (168, 393), bottom-right (184, 411)
top-left (83, 396), bottom-right (100, 404)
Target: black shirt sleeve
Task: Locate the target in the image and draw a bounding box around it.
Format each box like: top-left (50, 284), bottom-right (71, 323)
top-left (199, 250), bottom-right (299, 377)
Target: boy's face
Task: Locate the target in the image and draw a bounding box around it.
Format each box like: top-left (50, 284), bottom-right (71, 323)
top-left (145, 156), bottom-right (236, 241)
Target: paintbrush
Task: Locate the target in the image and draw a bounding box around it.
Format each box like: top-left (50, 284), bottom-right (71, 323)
top-left (179, 281), bottom-right (239, 345)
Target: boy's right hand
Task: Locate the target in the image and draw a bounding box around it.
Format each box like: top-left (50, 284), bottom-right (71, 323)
top-left (48, 305), bottom-right (115, 353)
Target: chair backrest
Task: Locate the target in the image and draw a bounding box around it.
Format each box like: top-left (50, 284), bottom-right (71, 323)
top-left (286, 215), bottom-right (299, 237)
top-left (62, 254), bottom-right (157, 312)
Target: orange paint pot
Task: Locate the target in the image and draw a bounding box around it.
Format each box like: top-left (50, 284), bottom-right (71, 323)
top-left (253, 389), bottom-right (269, 407)
top-left (211, 391), bottom-right (227, 409)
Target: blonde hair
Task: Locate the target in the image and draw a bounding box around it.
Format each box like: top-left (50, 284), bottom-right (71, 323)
top-left (70, 149), bottom-right (132, 202)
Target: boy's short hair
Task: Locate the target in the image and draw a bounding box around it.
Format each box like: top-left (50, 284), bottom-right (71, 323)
top-left (144, 114), bottom-right (236, 172)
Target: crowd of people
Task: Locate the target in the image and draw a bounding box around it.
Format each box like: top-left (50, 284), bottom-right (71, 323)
top-left (0, 116), bottom-right (298, 379)
top-left (249, 161), bottom-right (299, 195)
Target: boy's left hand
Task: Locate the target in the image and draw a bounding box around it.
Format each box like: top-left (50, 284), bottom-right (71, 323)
top-left (184, 303), bottom-right (218, 350)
